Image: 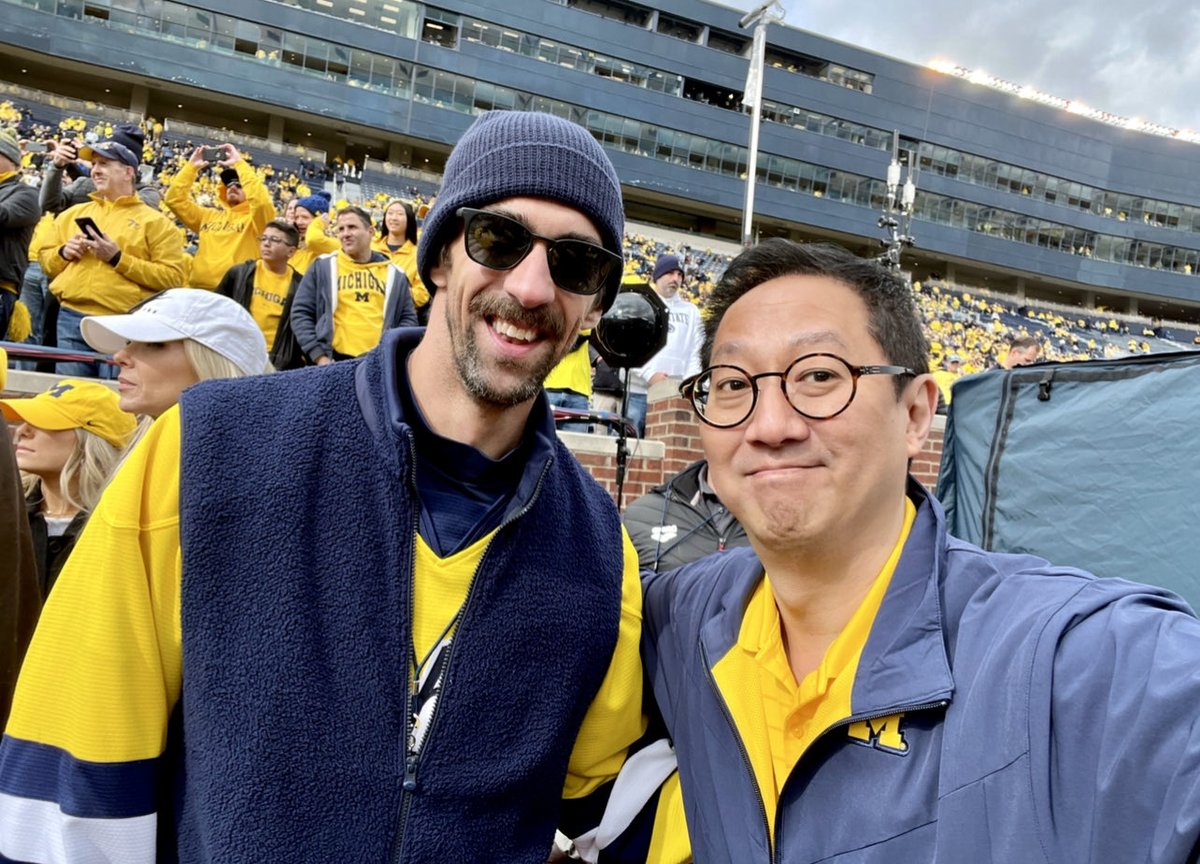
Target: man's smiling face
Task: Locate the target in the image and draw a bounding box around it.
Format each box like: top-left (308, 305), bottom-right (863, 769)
top-left (429, 196), bottom-right (604, 408)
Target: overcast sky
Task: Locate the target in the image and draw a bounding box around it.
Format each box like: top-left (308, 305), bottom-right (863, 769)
top-left (748, 0), bottom-right (1200, 132)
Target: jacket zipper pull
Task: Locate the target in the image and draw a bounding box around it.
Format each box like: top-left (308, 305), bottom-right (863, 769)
top-left (403, 754), bottom-right (419, 792)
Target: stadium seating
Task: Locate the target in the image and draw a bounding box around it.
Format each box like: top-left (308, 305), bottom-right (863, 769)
top-left (7, 92), bottom-right (1200, 374)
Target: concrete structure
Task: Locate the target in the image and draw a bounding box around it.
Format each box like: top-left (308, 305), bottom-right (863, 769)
top-left (4, 0), bottom-right (1200, 322)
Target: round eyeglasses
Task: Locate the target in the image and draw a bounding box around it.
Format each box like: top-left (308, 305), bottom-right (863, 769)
top-left (680, 353), bottom-right (916, 428)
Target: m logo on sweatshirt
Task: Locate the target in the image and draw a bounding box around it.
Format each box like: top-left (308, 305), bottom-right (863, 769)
top-left (847, 713), bottom-right (909, 755)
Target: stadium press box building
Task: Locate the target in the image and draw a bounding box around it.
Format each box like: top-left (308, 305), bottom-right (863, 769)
top-left (6, 0), bottom-right (1200, 320)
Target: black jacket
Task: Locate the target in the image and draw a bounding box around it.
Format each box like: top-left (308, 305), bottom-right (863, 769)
top-left (622, 459), bottom-right (750, 573)
top-left (25, 486), bottom-right (88, 598)
top-left (0, 175), bottom-right (39, 290)
top-left (215, 259), bottom-right (305, 370)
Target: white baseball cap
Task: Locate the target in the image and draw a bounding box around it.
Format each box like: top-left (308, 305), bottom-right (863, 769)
top-left (81, 288), bottom-right (270, 377)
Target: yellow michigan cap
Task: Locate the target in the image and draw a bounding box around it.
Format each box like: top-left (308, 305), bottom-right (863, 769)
top-left (0, 379), bottom-right (137, 449)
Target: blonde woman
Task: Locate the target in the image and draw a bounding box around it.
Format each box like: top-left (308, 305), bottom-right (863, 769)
top-left (2, 380), bottom-right (137, 596)
top-left (81, 288), bottom-right (271, 421)
top-left (80, 288), bottom-right (271, 473)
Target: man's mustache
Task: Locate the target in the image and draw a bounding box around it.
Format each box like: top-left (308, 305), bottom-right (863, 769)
top-left (470, 294), bottom-right (565, 339)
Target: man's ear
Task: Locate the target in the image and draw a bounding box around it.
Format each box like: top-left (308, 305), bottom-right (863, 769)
top-left (428, 244), bottom-right (450, 293)
top-left (580, 296), bottom-right (604, 330)
top-left (903, 374), bottom-right (940, 459)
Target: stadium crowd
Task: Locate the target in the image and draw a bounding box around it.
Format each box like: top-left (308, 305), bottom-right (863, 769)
top-left (5, 99), bottom-right (1198, 385)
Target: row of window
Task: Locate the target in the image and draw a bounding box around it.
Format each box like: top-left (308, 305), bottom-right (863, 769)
top-left (12, 0), bottom-right (1200, 277)
top-left (550, 0), bottom-right (876, 93)
top-left (462, 19), bottom-right (682, 96)
top-left (913, 142), bottom-right (1200, 236)
top-left (761, 99), bottom-right (891, 150)
top-left (456, 15), bottom-right (886, 149)
top-left (915, 191), bottom-right (1200, 275)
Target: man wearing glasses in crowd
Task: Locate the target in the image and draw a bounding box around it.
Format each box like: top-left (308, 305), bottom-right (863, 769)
top-left (630, 239), bottom-right (1200, 862)
top-left (0, 112), bottom-right (644, 863)
top-left (214, 218), bottom-right (305, 370)
top-left (164, 142), bottom-right (276, 290)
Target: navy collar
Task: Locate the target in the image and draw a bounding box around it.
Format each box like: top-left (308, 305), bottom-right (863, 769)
top-left (355, 328), bottom-right (561, 522)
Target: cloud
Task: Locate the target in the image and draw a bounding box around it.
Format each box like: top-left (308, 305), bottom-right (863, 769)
top-left (765, 0), bottom-right (1200, 130)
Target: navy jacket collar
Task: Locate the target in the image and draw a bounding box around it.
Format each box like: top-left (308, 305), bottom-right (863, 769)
top-left (355, 328), bottom-right (561, 519)
top-left (850, 480), bottom-right (955, 717)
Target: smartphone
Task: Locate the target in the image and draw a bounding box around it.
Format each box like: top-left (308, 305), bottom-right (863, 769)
top-left (74, 216), bottom-right (103, 240)
top-left (24, 141), bottom-right (47, 153)
top-left (202, 146), bottom-right (224, 162)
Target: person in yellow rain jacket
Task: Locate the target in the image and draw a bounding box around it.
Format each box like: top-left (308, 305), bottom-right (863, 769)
top-left (36, 140), bottom-right (185, 378)
top-left (164, 143), bottom-right (275, 290)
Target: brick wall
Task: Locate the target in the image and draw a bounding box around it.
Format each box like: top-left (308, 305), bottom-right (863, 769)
top-left (565, 380), bottom-right (947, 507)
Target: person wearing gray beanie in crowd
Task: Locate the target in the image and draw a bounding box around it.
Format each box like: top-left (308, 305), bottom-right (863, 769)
top-left (0, 110), bottom-right (644, 864)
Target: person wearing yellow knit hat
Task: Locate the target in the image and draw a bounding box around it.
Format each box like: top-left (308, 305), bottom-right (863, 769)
top-left (1, 379), bottom-right (136, 595)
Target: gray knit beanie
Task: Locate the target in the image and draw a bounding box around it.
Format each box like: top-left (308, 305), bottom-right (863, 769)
top-left (417, 111), bottom-right (626, 311)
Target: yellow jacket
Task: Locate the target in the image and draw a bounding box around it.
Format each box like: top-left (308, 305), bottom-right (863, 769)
top-left (165, 160), bottom-right (275, 289)
top-left (370, 236), bottom-right (429, 308)
top-left (38, 194), bottom-right (186, 315)
top-left (544, 330), bottom-right (593, 397)
top-left (27, 214), bottom-right (55, 263)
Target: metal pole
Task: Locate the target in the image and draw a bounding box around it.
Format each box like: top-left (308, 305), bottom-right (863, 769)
top-left (741, 22), bottom-right (767, 247)
top-left (739, 2), bottom-right (782, 249)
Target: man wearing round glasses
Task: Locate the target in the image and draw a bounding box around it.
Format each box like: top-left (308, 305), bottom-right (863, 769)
top-left (634, 239), bottom-right (1200, 862)
top-left (1, 112), bottom-right (643, 863)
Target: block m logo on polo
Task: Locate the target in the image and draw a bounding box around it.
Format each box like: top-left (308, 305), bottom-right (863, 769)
top-left (847, 713), bottom-right (909, 755)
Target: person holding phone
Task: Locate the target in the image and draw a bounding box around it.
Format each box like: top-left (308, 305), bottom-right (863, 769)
top-left (35, 139), bottom-right (186, 377)
top-left (164, 142), bottom-right (276, 290)
top-left (38, 123), bottom-right (160, 216)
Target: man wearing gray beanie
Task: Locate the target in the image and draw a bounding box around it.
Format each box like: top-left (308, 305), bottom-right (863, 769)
top-left (2, 111), bottom-right (643, 864)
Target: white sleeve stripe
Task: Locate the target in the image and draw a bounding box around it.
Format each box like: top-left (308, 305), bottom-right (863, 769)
top-left (572, 738), bottom-right (679, 863)
top-left (0, 792), bottom-right (156, 864)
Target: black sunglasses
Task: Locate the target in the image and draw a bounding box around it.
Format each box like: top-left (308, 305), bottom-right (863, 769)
top-left (457, 207), bottom-right (621, 296)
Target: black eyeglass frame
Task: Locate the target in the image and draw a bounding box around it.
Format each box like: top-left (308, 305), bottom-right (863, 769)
top-left (679, 352), bottom-right (917, 428)
top-left (456, 206), bottom-right (621, 296)
top-left (258, 235), bottom-right (296, 247)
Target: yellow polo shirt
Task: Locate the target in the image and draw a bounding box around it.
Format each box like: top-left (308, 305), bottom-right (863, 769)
top-left (709, 498), bottom-right (917, 843)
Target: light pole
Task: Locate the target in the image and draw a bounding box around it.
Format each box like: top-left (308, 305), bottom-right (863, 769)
top-left (879, 131), bottom-right (917, 270)
top-left (738, 0), bottom-right (784, 248)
